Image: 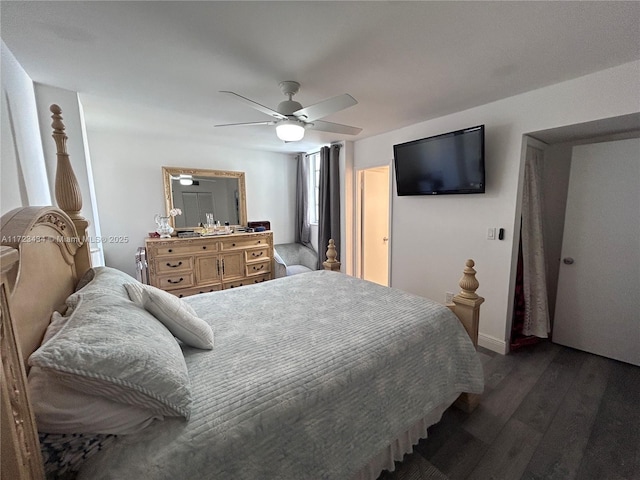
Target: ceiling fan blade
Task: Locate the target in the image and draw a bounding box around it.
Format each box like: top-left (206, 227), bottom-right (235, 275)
top-left (293, 94), bottom-right (357, 122)
top-left (214, 121), bottom-right (275, 128)
top-left (220, 91), bottom-right (288, 120)
top-left (307, 120), bottom-right (362, 136)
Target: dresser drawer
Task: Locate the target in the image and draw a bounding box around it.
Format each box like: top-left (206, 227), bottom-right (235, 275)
top-left (154, 256), bottom-right (194, 274)
top-left (155, 272), bottom-right (195, 291)
top-left (220, 236), bottom-right (269, 251)
top-left (225, 273), bottom-right (271, 290)
top-left (245, 246), bottom-right (270, 262)
top-left (171, 284), bottom-right (222, 298)
top-left (248, 273), bottom-right (271, 285)
top-left (154, 242), bottom-right (218, 256)
top-left (245, 259), bottom-right (271, 276)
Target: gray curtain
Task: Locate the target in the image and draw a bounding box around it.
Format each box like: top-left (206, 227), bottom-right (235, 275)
top-left (294, 154), bottom-right (312, 248)
top-left (317, 145), bottom-right (341, 269)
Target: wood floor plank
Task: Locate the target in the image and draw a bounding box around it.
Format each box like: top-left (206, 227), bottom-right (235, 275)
top-left (466, 418), bottom-right (542, 480)
top-left (512, 347), bottom-right (585, 433)
top-left (575, 359), bottom-right (640, 480)
top-left (424, 426), bottom-right (488, 480)
top-left (521, 353), bottom-right (612, 480)
top-left (463, 343), bottom-right (560, 443)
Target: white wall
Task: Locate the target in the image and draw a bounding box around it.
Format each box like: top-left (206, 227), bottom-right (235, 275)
top-left (353, 60), bottom-right (640, 353)
top-left (85, 124), bottom-right (296, 276)
top-left (1, 41), bottom-right (50, 212)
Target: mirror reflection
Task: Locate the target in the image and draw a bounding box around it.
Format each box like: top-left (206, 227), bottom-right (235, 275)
top-left (162, 167), bottom-right (247, 229)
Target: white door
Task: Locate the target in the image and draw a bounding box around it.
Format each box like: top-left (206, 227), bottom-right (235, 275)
top-left (553, 138), bottom-right (640, 366)
top-left (358, 166), bottom-right (390, 286)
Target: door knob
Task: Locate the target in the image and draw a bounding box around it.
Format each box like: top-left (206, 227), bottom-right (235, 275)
top-left (383, 237), bottom-right (389, 242)
top-left (563, 257), bottom-right (575, 265)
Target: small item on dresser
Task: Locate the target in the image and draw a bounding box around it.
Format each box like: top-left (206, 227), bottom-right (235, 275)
top-left (148, 232), bottom-right (160, 238)
top-left (178, 231), bottom-right (200, 238)
top-left (248, 220), bottom-right (270, 231)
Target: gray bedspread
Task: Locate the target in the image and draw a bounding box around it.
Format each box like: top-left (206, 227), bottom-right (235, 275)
top-left (78, 271), bottom-right (483, 480)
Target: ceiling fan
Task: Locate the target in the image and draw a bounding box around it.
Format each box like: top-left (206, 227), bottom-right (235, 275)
top-left (215, 81), bottom-right (362, 142)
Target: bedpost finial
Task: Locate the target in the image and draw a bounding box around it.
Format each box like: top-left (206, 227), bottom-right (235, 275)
top-left (325, 239), bottom-right (337, 263)
top-left (50, 104), bottom-right (68, 154)
top-left (323, 239), bottom-right (341, 272)
top-left (458, 258), bottom-right (479, 299)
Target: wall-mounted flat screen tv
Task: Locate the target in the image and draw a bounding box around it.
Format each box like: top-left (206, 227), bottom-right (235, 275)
top-left (393, 125), bottom-right (485, 196)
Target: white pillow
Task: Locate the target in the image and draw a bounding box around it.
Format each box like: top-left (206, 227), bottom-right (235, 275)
top-left (29, 366), bottom-right (162, 435)
top-left (125, 283), bottom-right (214, 350)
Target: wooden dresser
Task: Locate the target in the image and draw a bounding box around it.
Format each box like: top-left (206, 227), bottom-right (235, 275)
top-left (145, 231), bottom-right (273, 297)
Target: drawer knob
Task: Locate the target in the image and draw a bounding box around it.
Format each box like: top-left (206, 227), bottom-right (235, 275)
top-left (168, 249), bottom-right (173, 253)
top-left (232, 243), bottom-right (236, 247)
top-left (167, 277), bottom-right (184, 284)
top-left (202, 246), bottom-right (207, 250)
top-left (166, 261), bottom-right (183, 268)
top-left (252, 252), bottom-right (263, 257)
top-left (253, 265), bottom-right (264, 271)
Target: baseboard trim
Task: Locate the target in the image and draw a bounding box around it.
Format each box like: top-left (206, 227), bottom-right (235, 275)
top-left (478, 333), bottom-right (508, 354)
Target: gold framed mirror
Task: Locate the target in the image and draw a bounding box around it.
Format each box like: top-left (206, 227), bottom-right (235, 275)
top-left (162, 167), bottom-right (247, 229)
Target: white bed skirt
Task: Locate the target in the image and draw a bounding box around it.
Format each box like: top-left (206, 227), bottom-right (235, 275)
top-left (351, 393), bottom-right (459, 480)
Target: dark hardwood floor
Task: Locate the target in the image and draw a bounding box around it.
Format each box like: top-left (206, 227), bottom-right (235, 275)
top-left (379, 341), bottom-right (640, 480)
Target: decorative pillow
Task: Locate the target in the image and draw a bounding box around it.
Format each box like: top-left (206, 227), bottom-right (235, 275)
top-left (29, 292), bottom-right (192, 419)
top-left (124, 283), bottom-right (214, 350)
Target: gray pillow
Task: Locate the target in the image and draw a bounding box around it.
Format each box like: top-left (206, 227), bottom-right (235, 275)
top-left (28, 312), bottom-right (163, 435)
top-left (125, 283), bottom-right (214, 350)
top-left (29, 291), bottom-right (192, 419)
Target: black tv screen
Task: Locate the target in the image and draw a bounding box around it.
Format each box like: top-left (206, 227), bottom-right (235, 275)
top-left (393, 125), bottom-right (485, 196)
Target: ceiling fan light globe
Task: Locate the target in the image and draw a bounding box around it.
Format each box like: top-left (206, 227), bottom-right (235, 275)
top-left (276, 121), bottom-right (305, 142)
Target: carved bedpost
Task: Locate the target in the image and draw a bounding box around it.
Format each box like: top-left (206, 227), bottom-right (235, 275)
top-left (323, 239), bottom-right (341, 272)
top-left (50, 104), bottom-right (91, 274)
top-left (451, 259), bottom-right (484, 347)
top-left (449, 259), bottom-right (484, 413)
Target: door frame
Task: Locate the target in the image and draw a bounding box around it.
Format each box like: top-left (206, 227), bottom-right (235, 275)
top-left (355, 163), bottom-right (392, 286)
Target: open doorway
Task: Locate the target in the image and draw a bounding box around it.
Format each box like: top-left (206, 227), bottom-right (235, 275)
top-left (511, 113), bottom-right (639, 364)
top-left (355, 166), bottom-right (391, 286)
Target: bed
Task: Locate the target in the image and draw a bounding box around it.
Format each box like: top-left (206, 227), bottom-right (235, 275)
top-left (1, 105), bottom-right (484, 480)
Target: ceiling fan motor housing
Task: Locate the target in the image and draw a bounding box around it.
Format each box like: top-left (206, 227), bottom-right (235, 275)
top-left (277, 100), bottom-right (304, 116)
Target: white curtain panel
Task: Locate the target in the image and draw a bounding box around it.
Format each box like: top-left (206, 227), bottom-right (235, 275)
top-left (521, 145), bottom-right (551, 337)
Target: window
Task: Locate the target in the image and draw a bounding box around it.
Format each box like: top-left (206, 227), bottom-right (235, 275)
top-left (306, 151), bottom-right (320, 225)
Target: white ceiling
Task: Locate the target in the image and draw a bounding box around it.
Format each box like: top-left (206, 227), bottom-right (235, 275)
top-left (2, 1), bottom-right (639, 153)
